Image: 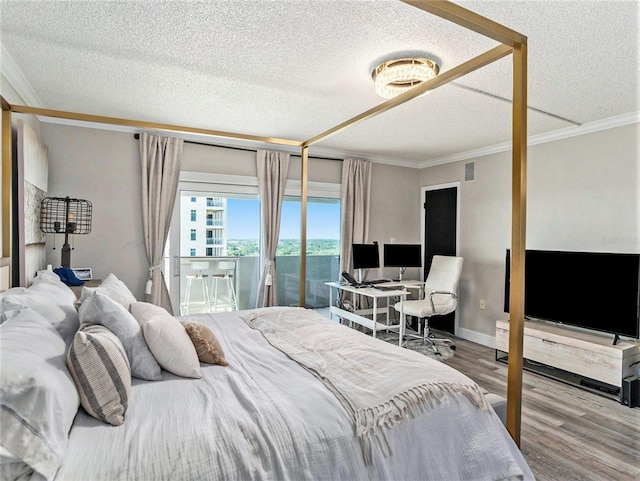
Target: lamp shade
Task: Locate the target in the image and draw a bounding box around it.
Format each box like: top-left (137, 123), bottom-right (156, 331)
top-left (40, 196), bottom-right (92, 267)
top-left (40, 196), bottom-right (92, 235)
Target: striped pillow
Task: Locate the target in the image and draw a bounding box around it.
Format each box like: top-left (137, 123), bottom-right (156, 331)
top-left (67, 324), bottom-right (131, 426)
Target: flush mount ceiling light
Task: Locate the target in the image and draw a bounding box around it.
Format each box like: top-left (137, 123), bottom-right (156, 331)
top-left (372, 57), bottom-right (440, 99)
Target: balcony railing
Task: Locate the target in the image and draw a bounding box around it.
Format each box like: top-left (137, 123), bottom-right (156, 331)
top-left (206, 238), bottom-right (224, 245)
top-left (173, 254), bottom-right (340, 312)
top-left (206, 220), bottom-right (224, 227)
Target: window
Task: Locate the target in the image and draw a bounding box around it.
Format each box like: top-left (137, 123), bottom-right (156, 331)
top-left (172, 174), bottom-right (340, 312)
top-left (179, 191), bottom-right (259, 258)
top-left (277, 196), bottom-right (341, 308)
top-left (191, 196), bottom-right (196, 202)
top-left (190, 248), bottom-right (196, 256)
top-left (277, 196), bottom-right (340, 256)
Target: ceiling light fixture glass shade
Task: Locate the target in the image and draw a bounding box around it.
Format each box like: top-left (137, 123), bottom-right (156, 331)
top-left (372, 57), bottom-right (440, 99)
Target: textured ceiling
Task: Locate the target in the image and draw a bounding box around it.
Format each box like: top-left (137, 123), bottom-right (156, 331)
top-left (1, 0), bottom-right (638, 167)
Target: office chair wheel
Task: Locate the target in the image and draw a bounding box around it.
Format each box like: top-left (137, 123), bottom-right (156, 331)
top-left (426, 334), bottom-right (456, 351)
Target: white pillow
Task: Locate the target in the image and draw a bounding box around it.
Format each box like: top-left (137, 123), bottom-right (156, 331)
top-left (79, 292), bottom-right (162, 381)
top-left (0, 287), bottom-right (27, 298)
top-left (0, 308), bottom-right (80, 480)
top-left (130, 302), bottom-right (201, 379)
top-left (79, 273), bottom-right (137, 309)
top-left (1, 277), bottom-right (79, 346)
top-left (29, 272), bottom-right (77, 306)
top-left (0, 288), bottom-right (27, 325)
top-left (32, 268), bottom-right (64, 285)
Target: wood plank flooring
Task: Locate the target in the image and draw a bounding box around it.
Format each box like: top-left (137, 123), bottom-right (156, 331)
top-left (442, 336), bottom-right (640, 481)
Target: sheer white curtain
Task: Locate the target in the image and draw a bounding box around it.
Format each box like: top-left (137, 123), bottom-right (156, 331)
top-left (339, 158), bottom-right (372, 275)
top-left (256, 149), bottom-right (290, 307)
top-left (139, 133), bottom-right (183, 313)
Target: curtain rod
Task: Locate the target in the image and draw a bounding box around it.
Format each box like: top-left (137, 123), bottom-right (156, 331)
top-left (133, 133), bottom-right (342, 162)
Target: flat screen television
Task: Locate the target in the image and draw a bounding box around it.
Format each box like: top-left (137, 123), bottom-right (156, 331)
top-left (383, 244), bottom-right (422, 280)
top-left (504, 249), bottom-right (640, 341)
top-left (352, 243), bottom-right (380, 270)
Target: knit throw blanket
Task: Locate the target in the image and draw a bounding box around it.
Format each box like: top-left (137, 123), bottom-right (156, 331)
top-left (241, 307), bottom-right (489, 464)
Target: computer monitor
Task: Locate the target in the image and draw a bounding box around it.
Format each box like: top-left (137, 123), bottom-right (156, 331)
top-left (383, 244), bottom-right (422, 280)
top-left (352, 243), bottom-right (380, 282)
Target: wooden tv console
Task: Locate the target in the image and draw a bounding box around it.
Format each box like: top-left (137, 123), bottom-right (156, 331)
top-left (495, 320), bottom-right (640, 403)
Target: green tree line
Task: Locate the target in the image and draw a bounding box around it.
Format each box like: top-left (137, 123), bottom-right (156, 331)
top-left (227, 239), bottom-right (339, 257)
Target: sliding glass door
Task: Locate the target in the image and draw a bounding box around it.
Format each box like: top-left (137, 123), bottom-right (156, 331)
top-left (169, 188), bottom-right (261, 315)
top-left (276, 196), bottom-right (340, 308)
top-left (168, 175), bottom-right (341, 314)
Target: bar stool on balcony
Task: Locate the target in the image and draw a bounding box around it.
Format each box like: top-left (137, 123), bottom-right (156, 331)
top-left (181, 261), bottom-right (211, 315)
top-left (210, 260), bottom-right (238, 312)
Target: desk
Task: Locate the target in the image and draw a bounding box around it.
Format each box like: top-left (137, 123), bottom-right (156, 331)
top-left (325, 281), bottom-right (419, 346)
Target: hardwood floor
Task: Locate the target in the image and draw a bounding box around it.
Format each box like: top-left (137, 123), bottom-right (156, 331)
top-left (442, 335), bottom-right (640, 481)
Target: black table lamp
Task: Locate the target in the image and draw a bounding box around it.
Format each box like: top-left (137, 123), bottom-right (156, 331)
top-left (40, 196), bottom-right (92, 267)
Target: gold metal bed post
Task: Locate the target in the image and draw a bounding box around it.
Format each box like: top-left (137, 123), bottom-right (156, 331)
top-left (508, 43), bottom-right (528, 445)
top-left (299, 146), bottom-right (309, 306)
top-left (1, 98), bottom-right (12, 276)
top-left (400, 1), bottom-right (528, 446)
top-left (0, 0), bottom-right (528, 446)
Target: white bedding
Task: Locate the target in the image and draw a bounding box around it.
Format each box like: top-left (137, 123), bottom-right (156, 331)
top-left (48, 308), bottom-right (534, 481)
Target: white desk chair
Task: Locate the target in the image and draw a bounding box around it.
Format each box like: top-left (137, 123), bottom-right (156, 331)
top-left (394, 255), bottom-right (463, 350)
top-left (210, 260), bottom-right (238, 312)
top-left (182, 261), bottom-right (211, 315)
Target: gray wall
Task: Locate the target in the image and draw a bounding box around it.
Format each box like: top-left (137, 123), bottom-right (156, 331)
top-left (40, 122), bottom-right (419, 299)
top-left (41, 124), bottom-right (148, 297)
top-left (419, 123), bottom-right (640, 345)
top-left (368, 162), bottom-right (422, 281)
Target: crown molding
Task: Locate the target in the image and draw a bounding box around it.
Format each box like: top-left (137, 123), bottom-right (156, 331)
top-left (420, 111), bottom-right (640, 168)
top-left (0, 44), bottom-right (43, 108)
top-left (41, 110), bottom-right (640, 170)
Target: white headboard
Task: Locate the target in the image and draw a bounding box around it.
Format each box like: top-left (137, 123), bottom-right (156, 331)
top-left (0, 258), bottom-right (10, 292)
top-left (17, 119), bottom-right (48, 286)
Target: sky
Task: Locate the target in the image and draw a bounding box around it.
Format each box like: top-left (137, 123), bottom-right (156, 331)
top-left (227, 198), bottom-right (340, 239)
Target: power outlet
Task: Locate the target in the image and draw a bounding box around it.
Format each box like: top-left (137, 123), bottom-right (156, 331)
top-left (480, 299), bottom-right (486, 310)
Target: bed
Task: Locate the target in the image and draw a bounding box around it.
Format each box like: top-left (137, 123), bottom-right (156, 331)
top-left (1, 272), bottom-right (534, 481)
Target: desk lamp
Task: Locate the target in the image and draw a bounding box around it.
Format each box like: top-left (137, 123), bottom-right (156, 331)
top-left (40, 196), bottom-right (92, 267)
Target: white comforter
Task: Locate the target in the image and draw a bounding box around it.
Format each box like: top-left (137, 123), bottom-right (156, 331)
top-left (50, 308), bottom-right (534, 481)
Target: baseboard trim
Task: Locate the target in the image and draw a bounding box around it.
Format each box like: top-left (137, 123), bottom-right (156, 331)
top-left (456, 327), bottom-right (495, 349)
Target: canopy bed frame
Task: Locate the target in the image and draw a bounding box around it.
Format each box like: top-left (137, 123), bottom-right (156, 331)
top-left (1, 0), bottom-right (528, 444)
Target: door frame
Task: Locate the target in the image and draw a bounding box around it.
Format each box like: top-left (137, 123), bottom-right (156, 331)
top-left (420, 181), bottom-right (461, 331)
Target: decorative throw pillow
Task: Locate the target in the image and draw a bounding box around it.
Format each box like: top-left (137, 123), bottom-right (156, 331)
top-left (0, 308), bottom-right (80, 480)
top-left (130, 302), bottom-right (201, 379)
top-left (67, 324), bottom-right (131, 426)
top-left (1, 275), bottom-right (79, 346)
top-left (79, 273), bottom-right (137, 309)
top-left (181, 321), bottom-right (229, 366)
top-left (79, 292), bottom-right (162, 381)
